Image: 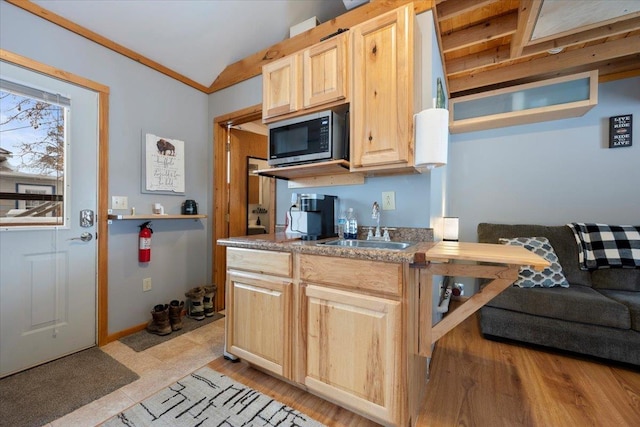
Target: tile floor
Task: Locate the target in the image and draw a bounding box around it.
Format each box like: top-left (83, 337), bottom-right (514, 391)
top-left (44, 315), bottom-right (226, 427)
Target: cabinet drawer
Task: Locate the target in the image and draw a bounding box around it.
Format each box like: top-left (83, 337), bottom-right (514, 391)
top-left (227, 247), bottom-right (292, 277)
top-left (299, 254), bottom-right (402, 297)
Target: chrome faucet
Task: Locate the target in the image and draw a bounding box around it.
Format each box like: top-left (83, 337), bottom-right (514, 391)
top-left (368, 201), bottom-right (394, 241)
top-left (371, 201), bottom-right (381, 239)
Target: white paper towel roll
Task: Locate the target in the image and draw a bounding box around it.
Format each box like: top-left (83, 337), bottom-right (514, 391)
top-left (415, 108), bottom-right (449, 169)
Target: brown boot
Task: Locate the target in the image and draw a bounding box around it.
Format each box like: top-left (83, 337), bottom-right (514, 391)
top-left (185, 286), bottom-right (205, 321)
top-left (169, 300), bottom-right (184, 331)
top-left (203, 284), bottom-right (217, 317)
top-left (147, 304), bottom-right (171, 335)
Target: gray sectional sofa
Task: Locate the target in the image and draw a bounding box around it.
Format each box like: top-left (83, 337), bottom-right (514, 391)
top-left (478, 223), bottom-right (640, 366)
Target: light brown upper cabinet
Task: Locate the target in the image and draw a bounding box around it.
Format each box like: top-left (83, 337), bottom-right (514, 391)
top-left (302, 33), bottom-right (348, 109)
top-left (263, 33), bottom-right (349, 122)
top-left (262, 55), bottom-right (301, 120)
top-left (350, 5), bottom-right (415, 172)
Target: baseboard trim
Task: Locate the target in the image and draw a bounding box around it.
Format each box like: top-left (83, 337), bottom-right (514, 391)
top-left (102, 322), bottom-right (147, 345)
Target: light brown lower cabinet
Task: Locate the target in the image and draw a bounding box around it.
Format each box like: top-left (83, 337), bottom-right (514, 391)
top-left (225, 248), bottom-right (427, 426)
top-left (303, 284), bottom-right (402, 424)
top-left (226, 270), bottom-right (292, 377)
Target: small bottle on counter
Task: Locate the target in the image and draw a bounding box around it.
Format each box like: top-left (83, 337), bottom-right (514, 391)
top-left (346, 208), bottom-right (358, 240)
top-left (337, 210), bottom-right (347, 240)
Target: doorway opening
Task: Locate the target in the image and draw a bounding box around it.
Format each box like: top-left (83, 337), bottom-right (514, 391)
top-left (212, 105), bottom-right (275, 311)
top-left (246, 156), bottom-right (272, 236)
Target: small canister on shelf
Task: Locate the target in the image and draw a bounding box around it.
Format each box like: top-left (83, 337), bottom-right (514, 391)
top-left (182, 199), bottom-right (198, 215)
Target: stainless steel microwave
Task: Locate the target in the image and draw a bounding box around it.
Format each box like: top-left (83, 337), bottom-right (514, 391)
top-left (267, 107), bottom-right (348, 167)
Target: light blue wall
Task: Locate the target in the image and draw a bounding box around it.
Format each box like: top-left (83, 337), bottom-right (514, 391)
top-left (276, 173), bottom-right (431, 229)
top-left (1, 3), bottom-right (210, 334)
top-left (449, 77), bottom-right (640, 243)
top-left (449, 77), bottom-right (639, 293)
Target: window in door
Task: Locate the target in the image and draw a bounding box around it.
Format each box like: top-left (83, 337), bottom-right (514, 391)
top-left (0, 79), bottom-right (68, 226)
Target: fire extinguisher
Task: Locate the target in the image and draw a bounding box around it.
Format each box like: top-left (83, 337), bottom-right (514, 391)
top-left (138, 221), bottom-right (153, 263)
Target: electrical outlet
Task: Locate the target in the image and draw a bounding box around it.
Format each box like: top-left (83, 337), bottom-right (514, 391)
top-left (143, 277), bottom-right (152, 292)
top-left (382, 191), bottom-right (396, 210)
top-left (111, 196), bottom-right (128, 210)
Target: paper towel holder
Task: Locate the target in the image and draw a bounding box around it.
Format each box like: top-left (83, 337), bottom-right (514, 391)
top-left (414, 107), bottom-right (449, 170)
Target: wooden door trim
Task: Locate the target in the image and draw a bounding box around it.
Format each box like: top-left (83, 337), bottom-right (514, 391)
top-left (0, 49), bottom-right (111, 346)
top-left (212, 104), bottom-right (262, 311)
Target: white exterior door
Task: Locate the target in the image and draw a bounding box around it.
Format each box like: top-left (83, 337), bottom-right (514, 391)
top-left (0, 61), bottom-right (98, 377)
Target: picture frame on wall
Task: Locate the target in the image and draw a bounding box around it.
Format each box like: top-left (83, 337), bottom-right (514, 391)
top-left (609, 114), bottom-right (632, 148)
top-left (141, 132), bottom-right (185, 195)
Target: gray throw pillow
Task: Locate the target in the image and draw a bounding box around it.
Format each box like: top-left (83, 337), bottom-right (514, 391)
top-left (499, 237), bottom-right (569, 288)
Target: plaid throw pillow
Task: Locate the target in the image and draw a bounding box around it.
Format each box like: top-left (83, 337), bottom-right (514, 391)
top-left (567, 223), bottom-right (640, 270)
top-left (499, 237), bottom-right (569, 288)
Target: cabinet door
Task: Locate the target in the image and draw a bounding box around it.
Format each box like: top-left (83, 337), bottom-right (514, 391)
top-left (226, 270), bottom-right (291, 377)
top-left (350, 5), bottom-right (414, 170)
top-left (303, 284), bottom-right (401, 425)
top-left (303, 33), bottom-right (348, 109)
top-left (262, 55), bottom-right (301, 120)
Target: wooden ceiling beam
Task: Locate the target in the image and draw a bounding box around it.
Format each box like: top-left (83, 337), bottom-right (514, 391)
top-left (447, 18), bottom-right (640, 77)
top-left (592, 54), bottom-right (640, 78)
top-left (509, 0), bottom-right (542, 58)
top-left (436, 0), bottom-right (497, 21)
top-left (446, 45), bottom-right (511, 75)
top-left (448, 34), bottom-right (640, 93)
top-left (441, 11), bottom-right (518, 53)
top-left (599, 65), bottom-right (640, 83)
top-left (208, 0), bottom-right (434, 93)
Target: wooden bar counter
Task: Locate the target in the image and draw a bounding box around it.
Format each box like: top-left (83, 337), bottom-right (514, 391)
top-left (417, 241), bottom-right (550, 356)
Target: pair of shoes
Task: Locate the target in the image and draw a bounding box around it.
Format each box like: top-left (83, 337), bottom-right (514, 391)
top-left (147, 300), bottom-right (184, 335)
top-left (203, 284), bottom-right (217, 317)
top-left (169, 300), bottom-right (185, 331)
top-left (185, 285), bottom-right (216, 320)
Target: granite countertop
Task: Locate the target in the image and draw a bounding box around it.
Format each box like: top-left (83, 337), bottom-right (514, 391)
top-left (217, 227), bottom-right (435, 263)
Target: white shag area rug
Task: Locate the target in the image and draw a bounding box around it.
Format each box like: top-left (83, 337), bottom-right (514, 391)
top-left (102, 366), bottom-right (326, 427)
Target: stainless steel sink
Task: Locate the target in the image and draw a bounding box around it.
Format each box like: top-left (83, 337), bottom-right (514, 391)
top-left (318, 239), bottom-right (415, 250)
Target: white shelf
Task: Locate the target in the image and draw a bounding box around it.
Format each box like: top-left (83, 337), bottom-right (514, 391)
top-left (449, 70), bottom-right (598, 133)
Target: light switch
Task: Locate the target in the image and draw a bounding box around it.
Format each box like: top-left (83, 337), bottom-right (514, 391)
top-left (111, 196), bottom-right (128, 210)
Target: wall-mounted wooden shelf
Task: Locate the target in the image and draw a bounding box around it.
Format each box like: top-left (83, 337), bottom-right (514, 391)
top-left (108, 214), bottom-right (206, 221)
top-left (256, 159), bottom-right (365, 188)
top-left (257, 159), bottom-right (351, 179)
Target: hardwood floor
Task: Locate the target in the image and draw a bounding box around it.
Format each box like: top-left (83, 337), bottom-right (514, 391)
top-left (421, 308), bottom-right (640, 426)
top-left (209, 308), bottom-right (640, 426)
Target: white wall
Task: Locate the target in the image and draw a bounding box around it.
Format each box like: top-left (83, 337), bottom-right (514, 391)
top-left (1, 2), bottom-right (210, 333)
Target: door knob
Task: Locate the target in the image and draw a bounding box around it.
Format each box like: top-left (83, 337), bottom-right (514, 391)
top-left (68, 232), bottom-right (93, 242)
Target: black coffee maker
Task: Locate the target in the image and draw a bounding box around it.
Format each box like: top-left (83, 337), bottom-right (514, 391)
top-left (299, 194), bottom-right (337, 240)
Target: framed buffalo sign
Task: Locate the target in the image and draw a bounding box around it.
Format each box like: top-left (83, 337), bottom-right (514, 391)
top-left (609, 114), bottom-right (632, 148)
top-left (142, 132), bottom-right (185, 194)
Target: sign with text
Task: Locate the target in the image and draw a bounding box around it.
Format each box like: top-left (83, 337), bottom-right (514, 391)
top-left (144, 133), bottom-right (185, 193)
top-left (609, 114), bottom-right (632, 148)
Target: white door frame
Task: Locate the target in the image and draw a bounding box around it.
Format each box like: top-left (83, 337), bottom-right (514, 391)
top-left (0, 49), bottom-right (111, 346)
